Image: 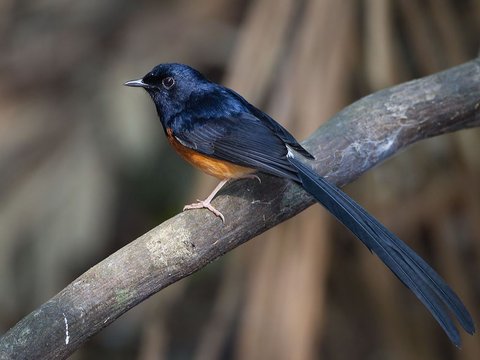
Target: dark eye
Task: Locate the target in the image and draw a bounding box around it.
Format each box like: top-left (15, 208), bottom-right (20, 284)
top-left (162, 77), bottom-right (175, 89)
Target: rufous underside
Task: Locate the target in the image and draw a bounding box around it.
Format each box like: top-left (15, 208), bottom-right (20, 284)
top-left (166, 128), bottom-right (254, 179)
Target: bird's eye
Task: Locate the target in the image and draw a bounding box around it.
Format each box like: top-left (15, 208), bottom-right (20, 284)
top-left (162, 77), bottom-right (175, 89)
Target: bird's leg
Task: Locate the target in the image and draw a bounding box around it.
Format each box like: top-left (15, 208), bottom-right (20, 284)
top-left (183, 179), bottom-right (229, 222)
top-left (183, 173), bottom-right (261, 222)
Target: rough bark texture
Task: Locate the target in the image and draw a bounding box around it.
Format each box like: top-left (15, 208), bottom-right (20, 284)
top-left (1, 59), bottom-right (479, 359)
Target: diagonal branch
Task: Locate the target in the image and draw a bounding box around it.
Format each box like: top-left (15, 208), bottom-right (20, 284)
top-left (1, 59), bottom-right (479, 360)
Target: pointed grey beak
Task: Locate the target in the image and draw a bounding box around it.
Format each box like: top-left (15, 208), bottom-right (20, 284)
top-left (124, 79), bottom-right (148, 88)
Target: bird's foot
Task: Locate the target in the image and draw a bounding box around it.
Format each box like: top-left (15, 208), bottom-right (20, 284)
top-left (183, 199), bottom-right (225, 222)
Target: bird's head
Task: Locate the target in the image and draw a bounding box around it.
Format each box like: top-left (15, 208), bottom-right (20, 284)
top-left (124, 63), bottom-right (211, 121)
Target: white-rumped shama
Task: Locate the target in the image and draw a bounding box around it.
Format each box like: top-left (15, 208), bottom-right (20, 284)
top-left (125, 63), bottom-right (475, 346)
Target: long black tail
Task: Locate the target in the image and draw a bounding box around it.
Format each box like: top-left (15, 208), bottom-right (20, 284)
top-left (287, 155), bottom-right (475, 346)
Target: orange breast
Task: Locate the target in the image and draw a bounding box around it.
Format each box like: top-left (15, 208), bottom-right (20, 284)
top-left (166, 128), bottom-right (254, 179)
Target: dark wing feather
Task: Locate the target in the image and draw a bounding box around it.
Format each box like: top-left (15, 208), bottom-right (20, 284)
top-left (222, 87), bottom-right (315, 159)
top-left (171, 112), bottom-right (300, 180)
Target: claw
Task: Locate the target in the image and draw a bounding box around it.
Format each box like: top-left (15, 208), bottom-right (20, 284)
top-left (183, 200), bottom-right (225, 222)
top-left (240, 174), bottom-right (261, 184)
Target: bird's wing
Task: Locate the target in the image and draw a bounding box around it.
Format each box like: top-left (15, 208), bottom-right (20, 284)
top-left (171, 112), bottom-right (299, 180)
top-left (222, 87), bottom-right (315, 159)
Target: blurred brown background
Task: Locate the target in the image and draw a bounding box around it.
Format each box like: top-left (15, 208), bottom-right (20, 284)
top-left (1, 0), bottom-right (479, 359)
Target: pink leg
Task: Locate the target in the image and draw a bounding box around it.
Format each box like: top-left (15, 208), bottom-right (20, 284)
top-left (183, 173), bottom-right (261, 222)
top-left (183, 179), bottom-right (229, 222)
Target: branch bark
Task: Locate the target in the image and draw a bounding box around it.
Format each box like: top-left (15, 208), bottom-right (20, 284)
top-left (1, 59), bottom-right (479, 359)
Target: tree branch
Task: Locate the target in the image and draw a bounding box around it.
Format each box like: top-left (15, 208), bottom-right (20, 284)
top-left (1, 59), bottom-right (479, 359)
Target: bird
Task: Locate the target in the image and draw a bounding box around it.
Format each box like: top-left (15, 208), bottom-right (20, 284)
top-left (124, 63), bottom-right (475, 346)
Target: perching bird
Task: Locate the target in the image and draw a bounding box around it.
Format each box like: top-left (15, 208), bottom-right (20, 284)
top-left (125, 63), bottom-right (475, 346)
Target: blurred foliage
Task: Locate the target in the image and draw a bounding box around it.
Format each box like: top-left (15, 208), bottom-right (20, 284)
top-left (0, 0), bottom-right (479, 359)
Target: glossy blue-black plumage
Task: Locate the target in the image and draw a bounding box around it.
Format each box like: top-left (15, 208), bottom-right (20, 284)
top-left (287, 155), bottom-right (475, 346)
top-left (127, 63), bottom-right (475, 346)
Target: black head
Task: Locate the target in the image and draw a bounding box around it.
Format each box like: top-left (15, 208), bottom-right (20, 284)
top-left (124, 63), bottom-right (212, 122)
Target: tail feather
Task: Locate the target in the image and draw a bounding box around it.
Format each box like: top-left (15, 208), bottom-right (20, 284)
top-left (287, 155), bottom-right (475, 346)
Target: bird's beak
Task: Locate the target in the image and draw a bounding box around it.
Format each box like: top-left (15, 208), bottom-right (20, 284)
top-left (124, 79), bottom-right (148, 88)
